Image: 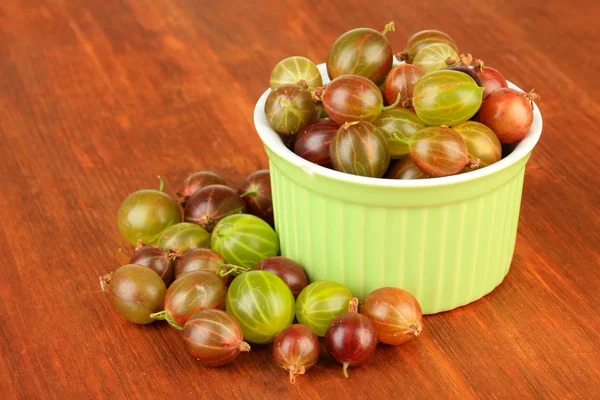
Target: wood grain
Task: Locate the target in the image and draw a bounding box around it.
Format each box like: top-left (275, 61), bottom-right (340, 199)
top-left (1, 0), bottom-right (599, 398)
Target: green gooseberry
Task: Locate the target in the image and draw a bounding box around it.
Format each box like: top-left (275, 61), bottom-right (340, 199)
top-left (156, 222), bottom-right (210, 254)
top-left (295, 280), bottom-right (353, 337)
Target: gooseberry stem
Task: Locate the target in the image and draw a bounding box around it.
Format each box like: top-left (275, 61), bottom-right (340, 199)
top-left (381, 21), bottom-right (395, 36)
top-left (381, 93), bottom-right (401, 111)
top-left (219, 263), bottom-right (248, 277)
top-left (239, 190), bottom-right (257, 198)
top-left (157, 175), bottom-right (165, 192)
top-left (99, 272), bottom-right (112, 292)
top-left (348, 298), bottom-right (359, 313)
top-left (343, 363), bottom-right (349, 378)
top-left (393, 133), bottom-right (410, 145)
top-left (150, 311), bottom-right (183, 330)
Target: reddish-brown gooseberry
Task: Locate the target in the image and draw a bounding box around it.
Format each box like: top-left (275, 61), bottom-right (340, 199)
top-left (474, 60), bottom-right (508, 97)
top-left (177, 172), bottom-right (224, 207)
top-left (383, 64), bottom-right (425, 107)
top-left (330, 121), bottom-right (390, 178)
top-left (322, 75), bottom-right (394, 125)
top-left (254, 256), bottom-right (308, 299)
top-left (182, 309), bottom-right (250, 367)
top-left (293, 119), bottom-right (339, 168)
top-left (239, 170), bottom-right (274, 227)
top-left (324, 298), bottom-right (377, 378)
top-left (407, 126), bottom-right (468, 177)
top-left (478, 88), bottom-right (538, 144)
top-left (151, 270), bottom-right (227, 329)
top-left (452, 121), bottom-right (502, 168)
top-left (360, 287), bottom-right (423, 345)
top-left (327, 22), bottom-right (395, 85)
top-left (174, 248), bottom-right (228, 284)
top-left (101, 264), bottom-right (166, 324)
top-left (385, 157), bottom-right (427, 180)
top-left (184, 184), bottom-right (246, 233)
top-left (273, 324), bottom-right (320, 383)
top-left (129, 245), bottom-right (174, 286)
top-left (265, 85), bottom-right (315, 135)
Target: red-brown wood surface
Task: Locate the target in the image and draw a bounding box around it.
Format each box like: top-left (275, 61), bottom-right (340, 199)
top-left (1, 0), bottom-right (599, 398)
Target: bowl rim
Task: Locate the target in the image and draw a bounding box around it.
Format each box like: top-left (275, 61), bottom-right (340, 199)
top-left (254, 63), bottom-right (543, 188)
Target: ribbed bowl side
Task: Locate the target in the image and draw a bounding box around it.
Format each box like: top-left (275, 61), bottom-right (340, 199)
top-left (270, 162), bottom-right (526, 314)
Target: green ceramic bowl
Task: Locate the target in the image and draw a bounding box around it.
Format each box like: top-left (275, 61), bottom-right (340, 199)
top-left (254, 63), bottom-right (543, 314)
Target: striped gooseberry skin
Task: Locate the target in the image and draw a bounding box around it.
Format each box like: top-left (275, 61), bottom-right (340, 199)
top-left (174, 248), bottom-right (228, 284)
top-left (156, 222), bottom-right (210, 255)
top-left (295, 280), bottom-right (353, 337)
top-left (446, 65), bottom-right (483, 87)
top-left (104, 264), bottom-right (167, 324)
top-left (322, 75), bottom-right (384, 125)
top-left (210, 214), bottom-right (279, 268)
top-left (402, 29), bottom-right (458, 64)
top-left (270, 56), bottom-right (323, 90)
top-left (177, 171), bottom-right (224, 207)
top-left (254, 256), bottom-right (308, 299)
top-left (273, 324), bottom-right (320, 383)
top-left (327, 27), bottom-right (393, 85)
top-left (294, 119), bottom-right (339, 168)
top-left (265, 84), bottom-right (315, 135)
top-left (383, 64), bottom-right (425, 107)
top-left (226, 270), bottom-right (295, 344)
top-left (162, 270), bottom-right (227, 327)
top-left (374, 108), bottom-right (425, 159)
top-left (413, 70), bottom-right (484, 126)
top-left (330, 121), bottom-right (390, 178)
top-left (408, 126), bottom-right (468, 177)
top-left (182, 309), bottom-right (250, 367)
top-left (385, 157), bottom-right (427, 180)
top-left (413, 43), bottom-right (459, 74)
top-left (129, 245), bottom-right (173, 286)
top-left (184, 184), bottom-right (246, 233)
top-left (452, 121), bottom-right (502, 168)
top-left (359, 287), bottom-right (423, 345)
top-left (239, 170), bottom-right (274, 227)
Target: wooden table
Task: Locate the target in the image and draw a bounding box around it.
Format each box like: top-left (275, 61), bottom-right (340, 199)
top-left (1, 0), bottom-right (599, 398)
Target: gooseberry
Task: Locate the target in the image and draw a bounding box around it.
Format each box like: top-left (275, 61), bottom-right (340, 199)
top-left (273, 324), bottom-right (320, 383)
top-left (407, 126), bottom-right (468, 177)
top-left (446, 65), bottom-right (483, 87)
top-left (176, 172), bottom-right (224, 207)
top-left (329, 121), bottom-right (390, 178)
top-left (327, 22), bottom-right (395, 85)
top-left (270, 56), bottom-right (323, 90)
top-left (296, 280), bottom-right (353, 337)
top-left (474, 59), bottom-right (508, 97)
top-left (383, 64), bottom-right (424, 107)
top-left (412, 70), bottom-right (484, 126)
top-left (398, 29), bottom-right (458, 64)
top-left (360, 287), bottom-right (423, 345)
top-left (265, 85), bottom-right (315, 135)
top-left (117, 176), bottom-right (181, 246)
top-left (151, 270), bottom-right (226, 329)
top-left (211, 214), bottom-right (279, 268)
top-left (452, 121), bottom-right (502, 168)
top-left (182, 309), bottom-right (250, 367)
top-left (184, 184), bottom-right (246, 232)
top-left (385, 157), bottom-right (427, 180)
top-left (254, 256), bottom-right (308, 298)
top-left (374, 108), bottom-right (425, 159)
top-left (174, 248), bottom-right (228, 284)
top-left (156, 222), bottom-right (210, 254)
top-left (293, 119), bottom-right (338, 168)
top-left (324, 298), bottom-right (377, 378)
top-left (226, 270), bottom-right (295, 344)
top-left (322, 75), bottom-right (397, 125)
top-left (412, 43), bottom-right (459, 74)
top-left (239, 170), bottom-right (274, 227)
top-left (478, 88), bottom-right (538, 144)
top-left (129, 245), bottom-right (173, 286)
top-left (100, 264), bottom-right (166, 324)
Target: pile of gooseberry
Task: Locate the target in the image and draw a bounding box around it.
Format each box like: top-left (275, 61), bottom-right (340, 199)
top-left (265, 24), bottom-right (540, 179)
top-left (103, 168), bottom-right (424, 379)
